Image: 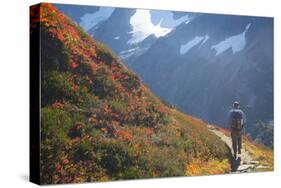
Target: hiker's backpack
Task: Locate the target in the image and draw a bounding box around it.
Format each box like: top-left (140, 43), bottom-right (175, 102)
top-left (231, 110), bottom-right (243, 131)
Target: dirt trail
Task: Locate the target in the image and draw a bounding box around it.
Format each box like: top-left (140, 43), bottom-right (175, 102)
top-left (207, 125), bottom-right (260, 173)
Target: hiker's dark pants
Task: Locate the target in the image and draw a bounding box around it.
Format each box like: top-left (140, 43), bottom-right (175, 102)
top-left (231, 130), bottom-right (242, 155)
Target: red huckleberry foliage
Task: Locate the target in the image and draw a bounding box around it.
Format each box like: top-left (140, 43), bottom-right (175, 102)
top-left (34, 3), bottom-right (245, 184)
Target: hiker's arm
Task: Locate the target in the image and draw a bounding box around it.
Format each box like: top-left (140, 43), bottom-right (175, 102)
top-left (242, 111), bottom-right (246, 127)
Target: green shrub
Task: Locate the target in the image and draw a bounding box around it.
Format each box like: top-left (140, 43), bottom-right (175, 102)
top-left (73, 23), bottom-right (88, 39)
top-left (93, 65), bottom-right (116, 98)
top-left (72, 139), bottom-right (93, 162)
top-left (41, 71), bottom-right (73, 105)
top-left (108, 99), bottom-right (127, 114)
top-left (96, 41), bottom-right (121, 65)
top-left (40, 107), bottom-right (73, 183)
top-left (41, 27), bottom-right (70, 73)
top-left (98, 141), bottom-right (133, 177)
top-left (41, 107), bottom-right (72, 144)
top-left (139, 146), bottom-right (187, 177)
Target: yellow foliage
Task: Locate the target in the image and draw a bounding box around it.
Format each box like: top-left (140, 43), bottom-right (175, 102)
top-left (186, 158), bottom-right (230, 176)
top-left (243, 137), bottom-right (274, 171)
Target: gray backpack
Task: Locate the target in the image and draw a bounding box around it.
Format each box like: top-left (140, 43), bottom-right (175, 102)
top-left (231, 110), bottom-right (243, 131)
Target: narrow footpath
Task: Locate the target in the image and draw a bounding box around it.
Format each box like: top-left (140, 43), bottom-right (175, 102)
top-left (208, 125), bottom-right (260, 173)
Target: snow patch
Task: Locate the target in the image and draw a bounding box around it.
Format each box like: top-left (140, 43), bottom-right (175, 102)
top-left (114, 36), bottom-right (120, 40)
top-left (201, 35), bottom-right (210, 46)
top-left (127, 10), bottom-right (191, 44)
top-left (80, 7), bottom-right (115, 31)
top-left (119, 47), bottom-right (140, 59)
top-left (211, 23), bottom-right (251, 56)
top-left (120, 48), bottom-right (138, 54)
top-left (150, 10), bottom-right (190, 28)
top-left (180, 35), bottom-right (209, 55)
top-left (128, 10), bottom-right (172, 44)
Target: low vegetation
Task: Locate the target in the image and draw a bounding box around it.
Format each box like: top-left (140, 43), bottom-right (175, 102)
top-left (212, 126), bottom-right (274, 171)
top-left (243, 137), bottom-right (274, 171)
top-left (31, 3), bottom-right (233, 184)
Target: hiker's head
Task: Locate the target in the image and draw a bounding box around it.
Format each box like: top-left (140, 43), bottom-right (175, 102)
top-left (233, 101), bottom-right (240, 109)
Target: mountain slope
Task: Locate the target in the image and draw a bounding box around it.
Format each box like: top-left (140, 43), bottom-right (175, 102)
top-left (129, 14), bottom-right (273, 143)
top-left (31, 3), bottom-right (231, 184)
top-left (55, 5), bottom-right (273, 146)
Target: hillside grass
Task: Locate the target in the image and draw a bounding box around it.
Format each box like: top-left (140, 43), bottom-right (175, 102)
top-left (213, 126), bottom-right (274, 171)
top-left (171, 111), bottom-right (231, 176)
top-left (243, 138), bottom-right (274, 171)
top-left (31, 3), bottom-right (231, 184)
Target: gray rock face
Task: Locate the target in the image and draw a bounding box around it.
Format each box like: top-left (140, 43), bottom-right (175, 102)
top-left (89, 8), bottom-right (137, 54)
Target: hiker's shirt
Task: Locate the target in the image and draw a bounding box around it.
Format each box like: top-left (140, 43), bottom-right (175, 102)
top-left (228, 109), bottom-right (246, 131)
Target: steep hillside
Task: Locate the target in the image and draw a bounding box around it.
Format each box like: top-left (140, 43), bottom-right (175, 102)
top-left (31, 3), bottom-right (231, 184)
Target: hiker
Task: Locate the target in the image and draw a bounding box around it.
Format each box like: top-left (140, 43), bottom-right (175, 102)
top-left (228, 101), bottom-right (246, 158)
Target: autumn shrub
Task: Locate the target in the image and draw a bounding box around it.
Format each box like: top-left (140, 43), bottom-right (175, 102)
top-left (120, 71), bottom-right (141, 91)
top-left (186, 158), bottom-right (230, 176)
top-left (35, 4), bottom-right (234, 184)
